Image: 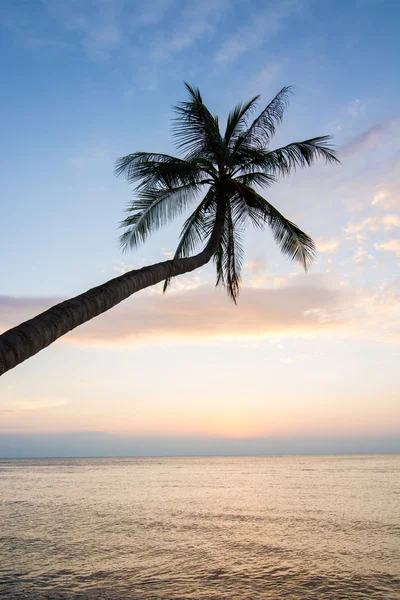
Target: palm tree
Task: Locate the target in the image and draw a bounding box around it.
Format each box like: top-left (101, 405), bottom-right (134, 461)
top-left (0, 84), bottom-right (338, 376)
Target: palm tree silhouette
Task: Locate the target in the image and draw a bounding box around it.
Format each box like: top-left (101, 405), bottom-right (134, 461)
top-left (0, 84), bottom-right (338, 376)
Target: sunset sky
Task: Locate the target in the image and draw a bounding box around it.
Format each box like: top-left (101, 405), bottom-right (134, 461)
top-left (1, 0), bottom-right (399, 457)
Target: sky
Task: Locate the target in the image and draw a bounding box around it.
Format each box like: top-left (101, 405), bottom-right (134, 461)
top-left (0, 0), bottom-right (399, 457)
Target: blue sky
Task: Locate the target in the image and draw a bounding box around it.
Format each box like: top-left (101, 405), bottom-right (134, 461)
top-left (1, 0), bottom-right (399, 457)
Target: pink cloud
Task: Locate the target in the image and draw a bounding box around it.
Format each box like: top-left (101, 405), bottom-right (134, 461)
top-left (340, 123), bottom-right (391, 156)
top-left (373, 239), bottom-right (400, 257)
top-left (0, 276), bottom-right (347, 346)
top-left (2, 274), bottom-right (399, 346)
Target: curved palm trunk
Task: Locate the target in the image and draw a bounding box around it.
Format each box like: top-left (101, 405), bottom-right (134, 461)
top-left (0, 202), bottom-right (225, 377)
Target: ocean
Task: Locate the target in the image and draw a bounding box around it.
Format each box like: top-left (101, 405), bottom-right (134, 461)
top-left (0, 455), bottom-right (399, 599)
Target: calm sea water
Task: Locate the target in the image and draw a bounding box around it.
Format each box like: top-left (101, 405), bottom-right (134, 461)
top-left (0, 455), bottom-right (399, 599)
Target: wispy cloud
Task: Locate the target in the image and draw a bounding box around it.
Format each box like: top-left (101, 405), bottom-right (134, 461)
top-left (352, 247), bottom-right (369, 265)
top-left (346, 214), bottom-right (400, 234)
top-left (252, 61), bottom-right (285, 93)
top-left (113, 260), bottom-right (134, 275)
top-left (341, 125), bottom-right (383, 155)
top-left (3, 271), bottom-right (398, 346)
top-left (215, 0), bottom-right (304, 63)
top-left (355, 277), bottom-right (400, 340)
top-left (340, 122), bottom-right (394, 157)
top-left (45, 0), bottom-right (123, 61)
top-left (316, 239), bottom-right (340, 253)
top-left (243, 258), bottom-right (268, 288)
top-left (0, 275), bottom-right (346, 345)
top-left (373, 239), bottom-right (400, 258)
top-left (129, 0), bottom-right (175, 27)
top-left (339, 119), bottom-right (400, 164)
top-left (2, 0), bottom-right (181, 62)
top-left (0, 398), bottom-right (68, 415)
top-left (165, 0), bottom-right (226, 53)
top-left (372, 187), bottom-right (400, 209)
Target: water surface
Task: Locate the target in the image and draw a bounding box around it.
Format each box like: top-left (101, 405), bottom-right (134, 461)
top-left (1, 455), bottom-right (399, 599)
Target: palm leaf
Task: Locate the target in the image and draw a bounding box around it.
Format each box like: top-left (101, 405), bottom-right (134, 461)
top-left (230, 137), bottom-right (339, 178)
top-left (233, 86), bottom-right (293, 153)
top-left (119, 84), bottom-right (336, 297)
top-left (214, 204), bottom-right (244, 302)
top-left (234, 183), bottom-right (316, 270)
top-left (229, 146), bottom-right (273, 174)
top-left (234, 171), bottom-right (276, 188)
top-left (172, 82), bottom-right (226, 161)
top-left (119, 182), bottom-right (206, 251)
top-left (115, 152), bottom-right (212, 188)
top-left (162, 188), bottom-right (217, 291)
top-left (224, 96), bottom-right (259, 146)
top-left (262, 136), bottom-right (340, 175)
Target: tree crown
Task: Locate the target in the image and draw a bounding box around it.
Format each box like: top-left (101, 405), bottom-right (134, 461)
top-left (115, 83), bottom-right (339, 302)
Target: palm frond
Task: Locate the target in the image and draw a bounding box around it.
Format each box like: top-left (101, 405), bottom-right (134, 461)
top-left (262, 136), bottom-right (340, 175)
top-left (119, 182), bottom-right (205, 251)
top-left (115, 152), bottom-right (212, 189)
top-left (221, 180), bottom-right (253, 230)
top-left (163, 188), bottom-right (217, 292)
top-left (235, 171), bottom-right (276, 188)
top-left (230, 137), bottom-right (339, 178)
top-left (174, 188), bottom-right (217, 258)
top-left (234, 183), bottom-right (316, 270)
top-left (233, 86), bottom-right (293, 152)
top-left (117, 83), bottom-right (338, 297)
top-left (172, 82), bottom-right (226, 161)
top-left (214, 204), bottom-right (244, 302)
top-left (229, 146), bottom-right (273, 173)
top-left (224, 96), bottom-right (259, 146)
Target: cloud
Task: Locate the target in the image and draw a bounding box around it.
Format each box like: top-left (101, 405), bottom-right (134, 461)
top-left (215, 0), bottom-right (303, 63)
top-left (113, 260), bottom-right (135, 275)
top-left (352, 247), bottom-right (369, 265)
top-left (250, 61), bottom-right (285, 92)
top-left (338, 121), bottom-right (400, 202)
top-left (165, 0), bottom-right (227, 53)
top-left (60, 277), bottom-right (352, 343)
top-left (45, 0), bottom-right (123, 60)
top-left (0, 275), bottom-right (349, 346)
top-left (373, 239), bottom-right (400, 257)
top-left (380, 215), bottom-right (400, 230)
top-left (129, 0), bottom-right (175, 28)
top-left (372, 188), bottom-right (400, 209)
top-left (1, 274), bottom-right (399, 349)
top-left (355, 277), bottom-right (400, 341)
top-left (316, 239), bottom-right (340, 253)
top-left (0, 398), bottom-right (68, 415)
top-left (329, 125), bottom-right (400, 216)
top-left (380, 214), bottom-right (400, 229)
top-left (340, 124), bottom-right (388, 156)
top-left (243, 258), bottom-right (268, 288)
top-left (162, 249), bottom-right (174, 259)
top-left (0, 4), bottom-right (70, 50)
top-left (0, 295), bottom-right (59, 324)
top-left (3, 0), bottom-right (176, 62)
top-left (346, 214), bottom-right (400, 234)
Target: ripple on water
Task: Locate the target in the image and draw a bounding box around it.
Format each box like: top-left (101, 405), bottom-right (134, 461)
top-left (0, 455), bottom-right (399, 599)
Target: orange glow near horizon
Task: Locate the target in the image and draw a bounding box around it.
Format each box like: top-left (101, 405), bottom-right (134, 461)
top-left (3, 395), bottom-right (398, 440)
